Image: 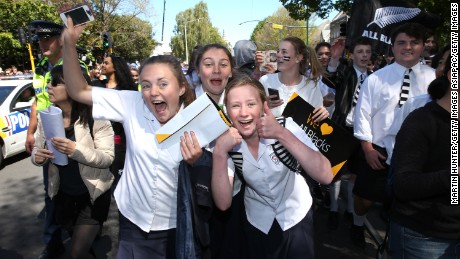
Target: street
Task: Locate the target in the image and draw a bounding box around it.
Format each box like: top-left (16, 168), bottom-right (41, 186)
top-left (0, 153), bottom-right (119, 259)
top-left (0, 153), bottom-right (386, 259)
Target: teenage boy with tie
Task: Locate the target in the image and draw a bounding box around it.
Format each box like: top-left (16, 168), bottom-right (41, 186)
top-left (352, 23), bottom-right (435, 246)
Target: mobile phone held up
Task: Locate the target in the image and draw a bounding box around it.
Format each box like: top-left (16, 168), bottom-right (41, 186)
top-left (59, 4), bottom-right (94, 27)
top-left (267, 88), bottom-right (280, 101)
top-left (260, 50), bottom-right (278, 72)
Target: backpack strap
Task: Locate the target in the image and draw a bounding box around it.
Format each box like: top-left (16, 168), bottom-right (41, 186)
top-left (271, 117), bottom-right (301, 172)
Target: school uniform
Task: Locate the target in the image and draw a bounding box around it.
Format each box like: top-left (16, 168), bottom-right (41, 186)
top-left (226, 117), bottom-right (317, 259)
top-left (353, 62), bottom-right (435, 202)
top-left (384, 94), bottom-right (431, 164)
top-left (260, 73), bottom-right (323, 117)
top-left (92, 87), bottom-right (184, 259)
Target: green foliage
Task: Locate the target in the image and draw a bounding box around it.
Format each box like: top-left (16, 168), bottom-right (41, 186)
top-left (0, 32), bottom-right (22, 58)
top-left (250, 7), bottom-right (317, 50)
top-left (107, 14), bottom-right (155, 62)
top-left (0, 0), bottom-right (155, 69)
top-left (170, 1), bottom-right (227, 63)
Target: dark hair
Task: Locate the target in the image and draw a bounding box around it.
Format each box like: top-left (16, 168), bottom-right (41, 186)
top-left (428, 54), bottom-right (451, 99)
top-left (50, 65), bottom-right (93, 128)
top-left (390, 23), bottom-right (427, 45)
top-left (431, 45), bottom-right (450, 69)
top-left (224, 72), bottom-right (267, 107)
top-left (349, 37), bottom-right (372, 53)
top-left (186, 45), bottom-right (202, 75)
top-left (194, 43), bottom-right (235, 73)
top-left (315, 42), bottom-right (331, 53)
top-left (139, 55), bottom-right (195, 107)
top-left (425, 29), bottom-right (435, 39)
top-left (108, 55), bottom-right (138, 91)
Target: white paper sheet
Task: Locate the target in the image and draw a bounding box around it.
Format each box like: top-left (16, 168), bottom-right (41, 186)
top-left (155, 93), bottom-right (231, 162)
top-left (39, 106), bottom-right (68, 166)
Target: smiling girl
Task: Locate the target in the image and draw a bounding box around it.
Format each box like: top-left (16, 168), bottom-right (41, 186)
top-left (62, 18), bottom-right (203, 259)
top-left (212, 74), bottom-right (332, 258)
top-left (194, 43), bottom-right (234, 104)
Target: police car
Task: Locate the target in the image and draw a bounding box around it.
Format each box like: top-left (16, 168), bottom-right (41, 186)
top-left (0, 76), bottom-right (34, 166)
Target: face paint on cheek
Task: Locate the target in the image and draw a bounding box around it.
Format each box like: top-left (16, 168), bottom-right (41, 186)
top-left (283, 56), bottom-right (291, 61)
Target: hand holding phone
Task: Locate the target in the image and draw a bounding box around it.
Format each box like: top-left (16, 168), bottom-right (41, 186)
top-left (59, 4), bottom-right (95, 27)
top-left (260, 50), bottom-right (278, 72)
top-left (267, 88), bottom-right (280, 101)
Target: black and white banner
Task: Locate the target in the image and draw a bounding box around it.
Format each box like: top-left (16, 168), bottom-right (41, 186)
top-left (347, 0), bottom-right (441, 55)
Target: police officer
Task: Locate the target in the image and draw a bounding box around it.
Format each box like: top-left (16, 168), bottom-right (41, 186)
top-left (25, 20), bottom-right (88, 259)
top-left (25, 20), bottom-right (65, 259)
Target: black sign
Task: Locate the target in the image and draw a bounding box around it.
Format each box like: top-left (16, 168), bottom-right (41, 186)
top-left (347, 0), bottom-right (441, 55)
top-left (282, 93), bottom-right (359, 177)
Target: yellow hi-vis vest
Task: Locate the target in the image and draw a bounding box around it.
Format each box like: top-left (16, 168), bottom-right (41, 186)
top-left (33, 58), bottom-right (89, 111)
top-left (33, 58), bottom-right (63, 111)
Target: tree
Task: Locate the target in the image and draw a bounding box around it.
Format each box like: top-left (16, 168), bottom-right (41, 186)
top-left (108, 14), bottom-right (155, 62)
top-left (0, 0), bottom-right (60, 70)
top-left (250, 7), bottom-right (318, 50)
top-left (68, 0), bottom-right (155, 61)
top-left (279, 0), bottom-right (449, 46)
top-left (0, 0), bottom-right (156, 69)
top-left (170, 1), bottom-right (227, 63)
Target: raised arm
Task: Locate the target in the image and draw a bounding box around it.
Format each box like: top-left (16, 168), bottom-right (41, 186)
top-left (257, 102), bottom-right (333, 184)
top-left (211, 128), bottom-right (242, 211)
top-left (62, 17), bottom-right (93, 105)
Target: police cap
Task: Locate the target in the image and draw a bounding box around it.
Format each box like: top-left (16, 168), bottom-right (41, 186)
top-left (28, 20), bottom-right (63, 40)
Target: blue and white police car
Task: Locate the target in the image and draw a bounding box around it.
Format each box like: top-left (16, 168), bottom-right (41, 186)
top-left (0, 77), bottom-right (34, 166)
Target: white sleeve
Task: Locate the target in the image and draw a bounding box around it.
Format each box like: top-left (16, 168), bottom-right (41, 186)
top-left (227, 156), bottom-right (235, 177)
top-left (353, 76), bottom-right (373, 142)
top-left (92, 87), bottom-right (139, 122)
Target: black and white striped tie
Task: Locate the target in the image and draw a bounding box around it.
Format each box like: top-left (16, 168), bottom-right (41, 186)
top-left (399, 69), bottom-right (412, 107)
top-left (352, 73), bottom-right (365, 107)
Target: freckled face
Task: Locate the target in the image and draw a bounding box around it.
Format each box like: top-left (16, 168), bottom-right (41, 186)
top-left (140, 63), bottom-right (185, 125)
top-left (226, 85), bottom-right (263, 140)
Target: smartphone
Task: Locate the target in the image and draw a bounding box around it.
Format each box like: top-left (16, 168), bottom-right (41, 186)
top-left (60, 4), bottom-right (95, 27)
top-left (268, 88), bottom-right (280, 100)
top-left (260, 50), bottom-right (278, 72)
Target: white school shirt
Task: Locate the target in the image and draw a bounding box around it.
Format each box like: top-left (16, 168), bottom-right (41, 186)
top-left (345, 66), bottom-right (368, 127)
top-left (92, 87), bottom-right (183, 232)
top-left (353, 62), bottom-right (435, 147)
top-left (194, 84), bottom-right (225, 106)
top-left (227, 117), bottom-right (316, 234)
top-left (383, 94), bottom-right (431, 164)
top-left (260, 73), bottom-right (323, 117)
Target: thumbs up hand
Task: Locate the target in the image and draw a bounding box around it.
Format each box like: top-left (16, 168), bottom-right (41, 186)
top-left (257, 101), bottom-right (284, 139)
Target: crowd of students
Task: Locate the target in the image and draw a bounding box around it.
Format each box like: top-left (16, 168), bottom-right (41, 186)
top-left (26, 15), bottom-right (456, 259)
